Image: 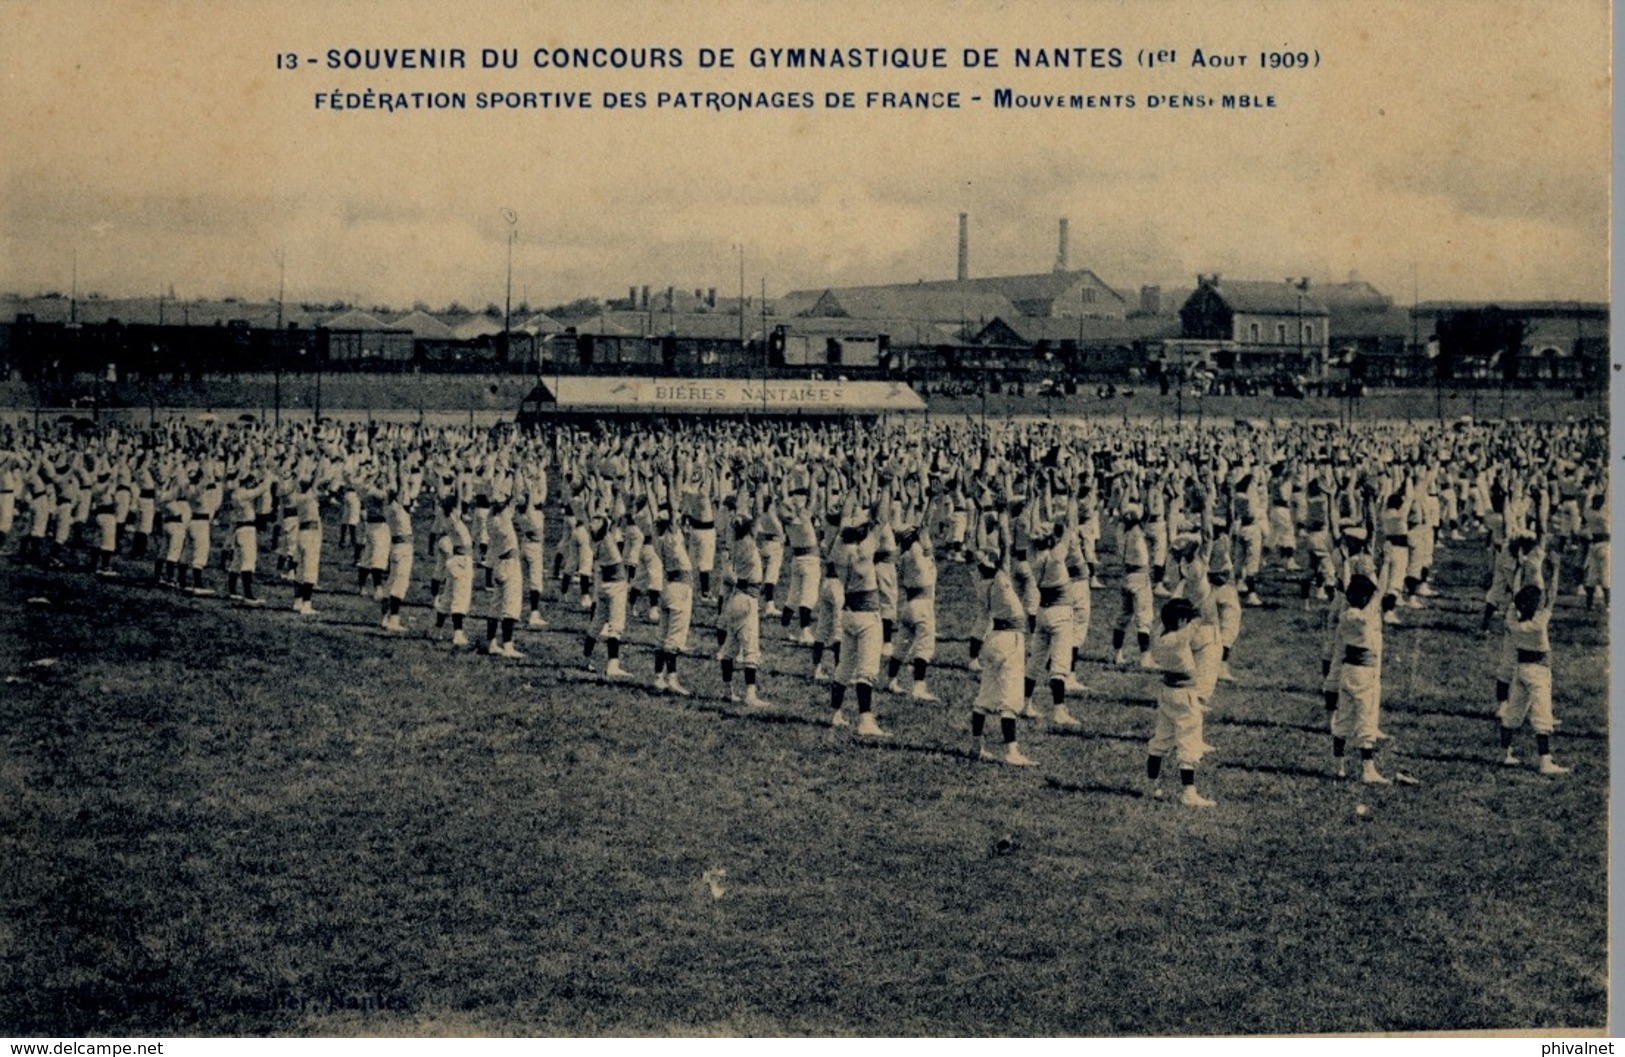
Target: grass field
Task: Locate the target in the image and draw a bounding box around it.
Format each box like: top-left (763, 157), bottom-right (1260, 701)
top-left (0, 520), bottom-right (1608, 1036)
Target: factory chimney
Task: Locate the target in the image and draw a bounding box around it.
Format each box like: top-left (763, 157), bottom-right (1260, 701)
top-left (957, 213), bottom-right (969, 281)
top-left (1055, 218), bottom-right (1070, 273)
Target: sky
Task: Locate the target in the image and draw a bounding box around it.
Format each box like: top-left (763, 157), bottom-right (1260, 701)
top-left (0, 0), bottom-right (1611, 310)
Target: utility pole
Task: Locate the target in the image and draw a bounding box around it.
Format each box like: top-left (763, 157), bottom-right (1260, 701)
top-left (760, 275), bottom-right (768, 416)
top-left (275, 249), bottom-right (285, 426)
top-left (503, 208), bottom-right (517, 364)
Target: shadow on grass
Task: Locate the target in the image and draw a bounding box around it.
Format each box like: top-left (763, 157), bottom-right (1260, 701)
top-left (1213, 715), bottom-right (1327, 736)
top-left (1045, 728), bottom-right (1142, 745)
top-left (1042, 775), bottom-right (1145, 798)
top-left (1213, 760), bottom-right (1340, 782)
top-left (1410, 750), bottom-right (1514, 769)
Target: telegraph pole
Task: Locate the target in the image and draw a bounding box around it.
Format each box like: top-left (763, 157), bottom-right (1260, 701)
top-left (503, 208), bottom-right (517, 363)
top-left (274, 249), bottom-right (285, 426)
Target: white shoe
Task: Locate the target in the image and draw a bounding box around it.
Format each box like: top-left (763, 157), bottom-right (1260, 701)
top-left (654, 674), bottom-right (669, 693)
top-left (1335, 759), bottom-right (1347, 779)
top-left (1405, 596), bottom-right (1424, 609)
top-left (1362, 764), bottom-right (1392, 785)
top-left (1004, 744), bottom-right (1038, 767)
top-left (855, 713), bottom-right (891, 738)
top-left (1382, 610), bottom-right (1400, 625)
top-left (500, 642), bottom-right (525, 659)
top-left (645, 611), bottom-right (660, 625)
top-left (910, 683), bottom-right (940, 703)
top-left (1416, 583), bottom-right (1437, 597)
top-left (967, 658), bottom-right (983, 672)
top-left (743, 689), bottom-right (770, 709)
top-left (1138, 653), bottom-right (1156, 669)
top-left (1146, 783), bottom-right (1165, 800)
top-left (1244, 593), bottom-right (1263, 608)
top-left (813, 666), bottom-right (830, 683)
top-left (797, 629), bottom-right (815, 645)
top-left (1090, 576), bottom-right (1105, 589)
top-left (527, 611), bottom-right (548, 628)
top-left (1217, 664), bottom-right (1235, 683)
top-left (488, 640), bottom-right (503, 656)
top-left (1180, 788), bottom-right (1216, 808)
top-left (1284, 559), bottom-right (1301, 572)
top-left (1538, 757), bottom-right (1571, 776)
top-left (604, 660), bottom-right (630, 678)
top-left (1112, 650), bottom-right (1128, 667)
top-left (1501, 750), bottom-right (1521, 767)
top-left (884, 679), bottom-right (903, 694)
top-left (666, 677), bottom-right (693, 698)
top-left (578, 596), bottom-right (593, 610)
top-left (1062, 674), bottom-right (1087, 694)
top-left (299, 604), bottom-right (318, 617)
top-left (1018, 701), bottom-right (1042, 720)
top-left (451, 630), bottom-right (469, 647)
top-left (1052, 706), bottom-right (1082, 728)
top-left (763, 603), bottom-right (781, 618)
top-left (829, 710), bottom-right (850, 729)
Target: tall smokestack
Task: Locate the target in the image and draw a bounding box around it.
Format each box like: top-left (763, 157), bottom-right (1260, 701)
top-left (957, 213), bottom-right (969, 281)
top-left (1055, 218), bottom-right (1070, 273)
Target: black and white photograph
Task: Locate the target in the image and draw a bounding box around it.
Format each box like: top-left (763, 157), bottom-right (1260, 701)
top-left (0, 0), bottom-right (1612, 1039)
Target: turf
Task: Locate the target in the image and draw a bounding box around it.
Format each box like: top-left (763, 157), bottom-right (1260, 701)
top-left (0, 527), bottom-right (1607, 1036)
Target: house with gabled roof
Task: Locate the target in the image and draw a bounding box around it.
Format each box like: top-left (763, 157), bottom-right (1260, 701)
top-left (1176, 275), bottom-right (1331, 375)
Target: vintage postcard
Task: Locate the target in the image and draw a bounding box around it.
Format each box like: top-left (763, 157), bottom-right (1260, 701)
top-left (0, 0), bottom-right (1611, 1040)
